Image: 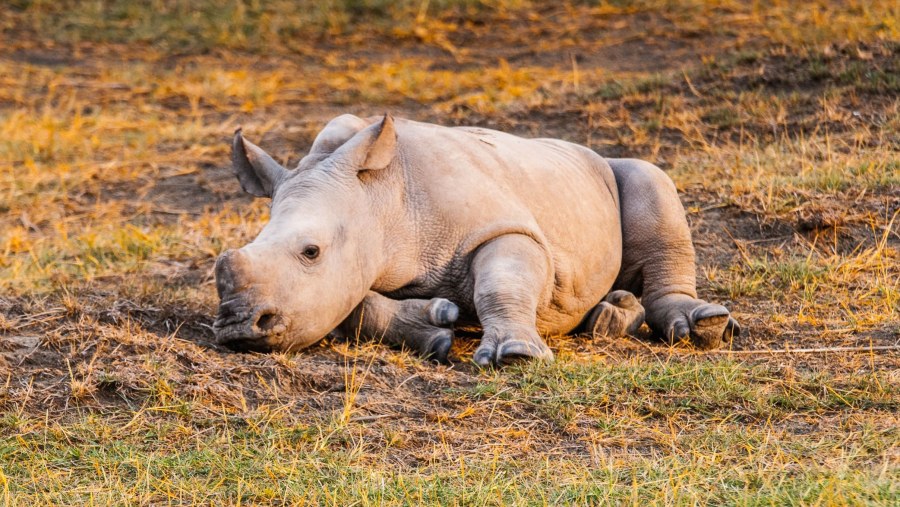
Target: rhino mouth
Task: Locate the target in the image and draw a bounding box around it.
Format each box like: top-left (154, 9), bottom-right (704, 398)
top-left (213, 299), bottom-right (288, 352)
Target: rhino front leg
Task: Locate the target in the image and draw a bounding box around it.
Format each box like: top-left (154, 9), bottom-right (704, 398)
top-left (470, 234), bottom-right (554, 366)
top-left (335, 291), bottom-right (459, 362)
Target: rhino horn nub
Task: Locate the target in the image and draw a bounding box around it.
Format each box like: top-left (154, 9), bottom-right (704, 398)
top-left (232, 128), bottom-right (287, 198)
top-left (362, 113), bottom-right (397, 171)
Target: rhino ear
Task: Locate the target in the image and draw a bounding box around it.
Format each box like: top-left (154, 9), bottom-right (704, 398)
top-left (309, 114), bottom-right (369, 157)
top-left (361, 114), bottom-right (397, 171)
top-left (232, 129), bottom-right (287, 198)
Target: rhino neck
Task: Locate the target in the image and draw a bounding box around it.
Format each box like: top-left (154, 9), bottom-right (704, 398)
top-left (365, 163), bottom-right (423, 293)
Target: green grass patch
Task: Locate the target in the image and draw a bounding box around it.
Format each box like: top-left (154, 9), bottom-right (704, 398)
top-left (2, 356), bottom-right (897, 505)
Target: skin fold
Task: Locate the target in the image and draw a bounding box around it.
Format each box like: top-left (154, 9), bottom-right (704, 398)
top-left (213, 114), bottom-right (740, 365)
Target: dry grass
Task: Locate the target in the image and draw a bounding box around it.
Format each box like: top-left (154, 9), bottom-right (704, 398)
top-left (1, 1), bottom-right (898, 505)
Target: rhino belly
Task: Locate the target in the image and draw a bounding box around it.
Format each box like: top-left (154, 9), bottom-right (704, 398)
top-left (396, 124), bottom-right (624, 335)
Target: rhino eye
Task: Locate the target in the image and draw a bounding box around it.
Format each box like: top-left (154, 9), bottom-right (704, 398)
top-left (302, 245), bottom-right (320, 260)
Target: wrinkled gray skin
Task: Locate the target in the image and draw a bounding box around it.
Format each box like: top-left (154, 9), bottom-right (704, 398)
top-left (213, 114), bottom-right (740, 365)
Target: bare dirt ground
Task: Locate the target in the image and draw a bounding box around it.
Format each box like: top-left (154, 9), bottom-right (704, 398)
top-left (1, 1), bottom-right (898, 504)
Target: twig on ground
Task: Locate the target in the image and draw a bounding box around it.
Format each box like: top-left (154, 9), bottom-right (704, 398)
top-left (349, 414), bottom-right (397, 423)
top-left (707, 345), bottom-right (900, 355)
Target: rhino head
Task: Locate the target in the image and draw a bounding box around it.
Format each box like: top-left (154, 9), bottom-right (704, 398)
top-left (213, 114), bottom-right (399, 352)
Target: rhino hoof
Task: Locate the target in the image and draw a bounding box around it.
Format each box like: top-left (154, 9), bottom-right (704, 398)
top-left (426, 298), bottom-right (459, 327)
top-left (588, 290), bottom-right (645, 339)
top-left (423, 329), bottom-right (453, 364)
top-left (497, 340), bottom-right (554, 365)
top-left (604, 290), bottom-right (641, 310)
top-left (725, 317), bottom-right (742, 339)
top-left (688, 304), bottom-right (731, 350)
top-left (473, 347), bottom-right (494, 367)
top-left (473, 332), bottom-right (554, 367)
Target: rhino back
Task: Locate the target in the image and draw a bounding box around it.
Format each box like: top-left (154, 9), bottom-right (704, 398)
top-left (389, 120), bottom-right (623, 333)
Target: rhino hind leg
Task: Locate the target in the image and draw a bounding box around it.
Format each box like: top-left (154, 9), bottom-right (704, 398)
top-left (337, 291), bottom-right (459, 362)
top-left (608, 158), bottom-right (741, 350)
top-left (469, 234), bottom-right (554, 366)
top-left (585, 290), bottom-right (645, 338)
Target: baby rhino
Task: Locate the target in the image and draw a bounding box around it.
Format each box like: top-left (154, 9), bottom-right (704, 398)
top-left (213, 114), bottom-right (740, 365)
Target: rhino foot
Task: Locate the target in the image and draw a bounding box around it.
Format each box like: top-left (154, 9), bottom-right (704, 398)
top-left (586, 290), bottom-right (645, 338)
top-left (415, 327), bottom-right (454, 363)
top-left (474, 326), bottom-right (554, 367)
top-left (339, 294), bottom-right (459, 363)
top-left (659, 302), bottom-right (741, 350)
top-left (394, 298), bottom-right (459, 363)
top-left (426, 297), bottom-right (460, 327)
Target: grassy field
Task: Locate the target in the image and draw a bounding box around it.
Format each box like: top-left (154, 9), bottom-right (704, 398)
top-left (1, 0), bottom-right (898, 505)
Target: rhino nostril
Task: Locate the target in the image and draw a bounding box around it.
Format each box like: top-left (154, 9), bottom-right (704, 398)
top-left (255, 311), bottom-right (282, 333)
top-left (257, 312), bottom-right (273, 329)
